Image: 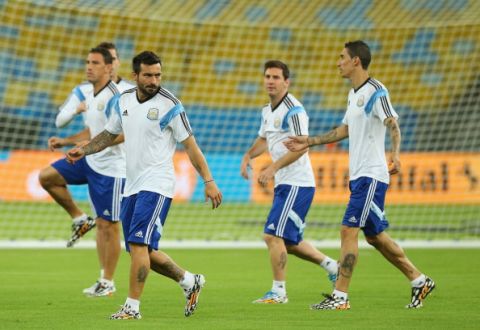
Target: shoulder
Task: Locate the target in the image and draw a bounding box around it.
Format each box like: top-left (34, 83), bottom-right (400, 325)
top-left (367, 78), bottom-right (388, 92)
top-left (285, 93), bottom-right (303, 108)
top-left (74, 81), bottom-right (92, 92)
top-left (157, 87), bottom-right (181, 106)
top-left (106, 81), bottom-right (121, 95)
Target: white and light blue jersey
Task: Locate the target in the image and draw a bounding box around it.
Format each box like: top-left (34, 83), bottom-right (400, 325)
top-left (259, 92), bottom-right (315, 188)
top-left (83, 80), bottom-right (125, 178)
top-left (56, 78), bottom-right (134, 128)
top-left (342, 78), bottom-right (399, 184)
top-left (105, 87), bottom-right (192, 198)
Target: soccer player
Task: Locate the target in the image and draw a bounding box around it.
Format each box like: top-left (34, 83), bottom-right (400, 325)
top-left (39, 47), bottom-right (125, 297)
top-left (284, 40), bottom-right (435, 310)
top-left (240, 60), bottom-right (338, 304)
top-left (56, 41), bottom-right (134, 128)
top-left (66, 51), bottom-right (222, 320)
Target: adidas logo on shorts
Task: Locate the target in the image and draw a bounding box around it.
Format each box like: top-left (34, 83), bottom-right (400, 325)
top-left (348, 216), bottom-right (357, 223)
top-left (135, 231), bottom-right (143, 238)
top-left (267, 223), bottom-right (276, 230)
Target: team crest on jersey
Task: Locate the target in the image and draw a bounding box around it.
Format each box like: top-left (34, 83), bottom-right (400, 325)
top-left (357, 95), bottom-right (365, 107)
top-left (147, 108), bottom-right (159, 120)
top-left (274, 117), bottom-right (281, 128)
top-left (97, 101), bottom-right (105, 111)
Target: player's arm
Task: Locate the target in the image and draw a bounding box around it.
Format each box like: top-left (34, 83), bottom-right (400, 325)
top-left (48, 128), bottom-right (91, 151)
top-left (240, 137), bottom-right (268, 179)
top-left (257, 148), bottom-right (307, 186)
top-left (385, 117), bottom-right (401, 175)
top-left (66, 130), bottom-right (118, 163)
top-left (181, 135), bottom-right (222, 209)
top-left (56, 88), bottom-right (87, 128)
top-left (284, 125), bottom-right (349, 152)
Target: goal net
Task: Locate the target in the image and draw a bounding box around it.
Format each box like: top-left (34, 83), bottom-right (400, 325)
top-left (0, 0), bottom-right (479, 246)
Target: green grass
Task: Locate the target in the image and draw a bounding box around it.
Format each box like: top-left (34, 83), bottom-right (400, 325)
top-left (0, 201), bottom-right (479, 241)
top-left (0, 248), bottom-right (479, 329)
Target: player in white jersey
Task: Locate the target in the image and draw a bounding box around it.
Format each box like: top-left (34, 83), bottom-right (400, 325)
top-left (66, 51), bottom-right (222, 320)
top-left (240, 60), bottom-right (338, 305)
top-left (39, 47), bottom-right (125, 297)
top-left (285, 41), bottom-right (435, 310)
top-left (56, 42), bottom-right (134, 128)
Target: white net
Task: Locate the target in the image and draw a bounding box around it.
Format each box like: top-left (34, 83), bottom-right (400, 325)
top-left (0, 0), bottom-right (479, 244)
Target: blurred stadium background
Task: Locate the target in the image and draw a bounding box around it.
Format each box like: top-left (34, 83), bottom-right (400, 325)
top-left (0, 0), bottom-right (479, 245)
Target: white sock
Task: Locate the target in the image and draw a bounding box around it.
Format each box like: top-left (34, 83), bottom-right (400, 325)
top-left (125, 297), bottom-right (140, 312)
top-left (179, 271), bottom-right (195, 290)
top-left (100, 278), bottom-right (114, 286)
top-left (72, 213), bottom-right (88, 224)
top-left (272, 280), bottom-right (286, 296)
top-left (411, 274), bottom-right (426, 287)
top-left (100, 269), bottom-right (104, 279)
top-left (320, 256), bottom-right (338, 275)
top-left (332, 289), bottom-right (347, 301)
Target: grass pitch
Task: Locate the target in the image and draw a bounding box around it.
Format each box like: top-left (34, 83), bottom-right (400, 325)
top-left (0, 248), bottom-right (479, 329)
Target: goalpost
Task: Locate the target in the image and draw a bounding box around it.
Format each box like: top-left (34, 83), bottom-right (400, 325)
top-left (0, 0), bottom-right (479, 247)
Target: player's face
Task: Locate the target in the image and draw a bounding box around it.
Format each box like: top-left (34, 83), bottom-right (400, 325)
top-left (337, 48), bottom-right (356, 78)
top-left (108, 49), bottom-right (120, 77)
top-left (85, 52), bottom-right (111, 84)
top-left (135, 63), bottom-right (162, 98)
top-left (264, 68), bottom-right (289, 98)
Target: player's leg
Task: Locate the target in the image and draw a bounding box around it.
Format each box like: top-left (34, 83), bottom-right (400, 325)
top-left (85, 175), bottom-right (123, 296)
top-left (365, 231), bottom-right (435, 308)
top-left (39, 158), bottom-right (95, 247)
top-left (282, 186), bottom-right (337, 286)
top-left (111, 193), bottom-right (141, 320)
top-left (312, 177), bottom-right (378, 310)
top-left (286, 241), bottom-right (338, 286)
top-left (38, 164), bottom-right (84, 218)
top-left (149, 250), bottom-right (205, 317)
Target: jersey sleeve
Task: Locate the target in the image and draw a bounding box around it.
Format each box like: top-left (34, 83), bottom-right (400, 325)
top-left (166, 103), bottom-right (193, 142)
top-left (288, 111), bottom-right (309, 136)
top-left (373, 89), bottom-right (398, 123)
top-left (104, 95), bottom-right (123, 134)
top-left (56, 86), bottom-right (85, 128)
top-left (258, 112), bottom-right (266, 138)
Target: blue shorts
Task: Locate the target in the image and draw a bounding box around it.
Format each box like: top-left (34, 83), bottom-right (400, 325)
top-left (51, 157), bottom-right (124, 222)
top-left (264, 184), bottom-right (315, 245)
top-left (342, 177), bottom-right (389, 236)
top-left (120, 191), bottom-right (172, 252)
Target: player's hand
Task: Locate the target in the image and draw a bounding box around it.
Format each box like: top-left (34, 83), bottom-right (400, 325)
top-left (48, 136), bottom-right (65, 151)
top-left (284, 136), bottom-right (309, 152)
top-left (240, 154), bottom-right (252, 180)
top-left (388, 155), bottom-right (401, 175)
top-left (76, 101), bottom-right (86, 114)
top-left (204, 181), bottom-right (222, 209)
top-left (258, 165), bottom-right (275, 187)
top-left (66, 147), bottom-right (86, 164)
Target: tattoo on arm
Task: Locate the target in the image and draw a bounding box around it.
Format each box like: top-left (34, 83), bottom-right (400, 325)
top-left (82, 130), bottom-right (118, 155)
top-left (339, 253), bottom-right (356, 279)
top-left (310, 126), bottom-right (348, 146)
top-left (386, 118), bottom-right (401, 154)
top-left (136, 265), bottom-right (149, 283)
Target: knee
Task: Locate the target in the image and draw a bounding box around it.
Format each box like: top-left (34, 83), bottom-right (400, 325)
top-left (263, 234), bottom-right (282, 248)
top-left (38, 167), bottom-right (61, 189)
top-left (365, 235), bottom-right (379, 247)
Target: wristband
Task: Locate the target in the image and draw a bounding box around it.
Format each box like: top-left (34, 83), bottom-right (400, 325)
top-left (204, 179), bottom-right (215, 185)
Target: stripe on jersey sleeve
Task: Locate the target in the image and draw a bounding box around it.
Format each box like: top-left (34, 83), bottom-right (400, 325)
top-left (73, 86), bottom-right (86, 102)
top-left (159, 103), bottom-right (185, 130)
top-left (281, 105), bottom-right (305, 132)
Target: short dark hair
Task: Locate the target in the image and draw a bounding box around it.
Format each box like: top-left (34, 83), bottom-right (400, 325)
top-left (96, 41), bottom-right (118, 57)
top-left (132, 51), bottom-right (162, 74)
top-left (344, 40), bottom-right (371, 69)
top-left (264, 60), bottom-right (290, 79)
top-left (89, 46), bottom-right (113, 64)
